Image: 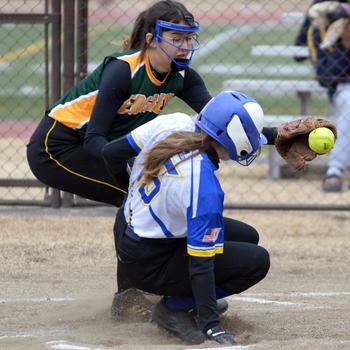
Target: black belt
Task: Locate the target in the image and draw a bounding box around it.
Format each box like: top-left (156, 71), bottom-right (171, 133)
top-left (125, 226), bottom-right (142, 242)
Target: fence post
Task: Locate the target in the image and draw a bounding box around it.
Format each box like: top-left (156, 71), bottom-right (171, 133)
top-left (61, 0), bottom-right (76, 207)
top-left (50, 0), bottom-right (62, 208)
top-left (77, 0), bottom-right (88, 81)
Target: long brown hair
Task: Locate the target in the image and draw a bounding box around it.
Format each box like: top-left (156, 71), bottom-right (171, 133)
top-left (123, 0), bottom-right (195, 58)
top-left (141, 130), bottom-right (212, 183)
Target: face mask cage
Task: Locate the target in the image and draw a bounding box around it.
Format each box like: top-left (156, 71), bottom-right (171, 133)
top-left (236, 147), bottom-right (261, 166)
top-left (154, 20), bottom-right (200, 69)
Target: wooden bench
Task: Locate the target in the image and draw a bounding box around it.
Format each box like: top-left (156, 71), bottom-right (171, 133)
top-left (222, 79), bottom-right (326, 115)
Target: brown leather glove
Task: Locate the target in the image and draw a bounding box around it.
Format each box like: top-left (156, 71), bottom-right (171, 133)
top-left (275, 117), bottom-right (337, 171)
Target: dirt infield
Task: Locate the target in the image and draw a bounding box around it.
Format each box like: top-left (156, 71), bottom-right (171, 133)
top-left (0, 207), bottom-right (349, 350)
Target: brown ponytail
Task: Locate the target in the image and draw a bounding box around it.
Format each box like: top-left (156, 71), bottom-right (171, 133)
top-left (141, 130), bottom-right (212, 183)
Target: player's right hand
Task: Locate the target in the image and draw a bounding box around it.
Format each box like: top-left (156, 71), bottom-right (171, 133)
top-left (205, 325), bottom-right (236, 345)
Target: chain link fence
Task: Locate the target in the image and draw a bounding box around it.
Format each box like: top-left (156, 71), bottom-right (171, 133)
top-left (1, 0), bottom-right (350, 209)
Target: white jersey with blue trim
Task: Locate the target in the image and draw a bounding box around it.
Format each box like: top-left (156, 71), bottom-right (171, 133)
top-left (125, 113), bottom-right (225, 257)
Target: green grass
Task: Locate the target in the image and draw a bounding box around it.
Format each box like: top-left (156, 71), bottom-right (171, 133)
top-left (0, 22), bottom-right (328, 121)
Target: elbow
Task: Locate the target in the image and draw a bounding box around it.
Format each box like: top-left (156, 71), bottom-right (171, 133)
top-left (82, 137), bottom-right (98, 158)
top-left (101, 143), bottom-right (112, 164)
top-left (83, 133), bottom-right (107, 159)
top-left (82, 137), bottom-right (90, 153)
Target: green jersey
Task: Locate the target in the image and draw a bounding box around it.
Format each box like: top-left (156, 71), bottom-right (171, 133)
top-left (48, 50), bottom-right (186, 139)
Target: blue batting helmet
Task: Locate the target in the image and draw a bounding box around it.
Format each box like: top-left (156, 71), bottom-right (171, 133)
top-left (195, 91), bottom-right (267, 165)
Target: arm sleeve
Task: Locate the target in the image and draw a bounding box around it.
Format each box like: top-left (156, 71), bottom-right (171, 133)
top-left (186, 165), bottom-right (224, 331)
top-left (187, 211), bottom-right (223, 331)
top-left (177, 68), bottom-right (212, 113)
top-left (101, 136), bottom-right (138, 188)
top-left (189, 255), bottom-right (219, 331)
top-left (124, 115), bottom-right (169, 152)
top-left (83, 59), bottom-right (131, 158)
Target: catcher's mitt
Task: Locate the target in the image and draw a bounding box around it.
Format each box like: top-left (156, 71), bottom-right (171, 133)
top-left (275, 116), bottom-right (337, 171)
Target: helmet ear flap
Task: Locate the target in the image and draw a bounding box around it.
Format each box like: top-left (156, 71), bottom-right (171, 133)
top-left (243, 102), bottom-right (264, 134)
top-left (227, 115), bottom-right (254, 156)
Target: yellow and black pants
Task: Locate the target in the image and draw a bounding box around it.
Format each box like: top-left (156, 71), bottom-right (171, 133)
top-left (26, 115), bottom-right (127, 206)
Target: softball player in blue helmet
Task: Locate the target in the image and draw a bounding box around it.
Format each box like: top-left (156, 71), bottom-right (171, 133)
top-left (102, 91), bottom-right (270, 345)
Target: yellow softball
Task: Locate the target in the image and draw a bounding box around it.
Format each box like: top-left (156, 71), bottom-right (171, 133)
top-left (308, 127), bottom-right (335, 154)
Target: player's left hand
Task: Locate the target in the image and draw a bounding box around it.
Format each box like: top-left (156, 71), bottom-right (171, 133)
top-left (274, 116), bottom-right (337, 171)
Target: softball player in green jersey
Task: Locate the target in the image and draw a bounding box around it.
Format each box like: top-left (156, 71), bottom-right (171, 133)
top-left (27, 0), bottom-right (209, 207)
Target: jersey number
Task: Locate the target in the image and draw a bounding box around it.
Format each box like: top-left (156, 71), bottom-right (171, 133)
top-left (138, 177), bottom-right (161, 205)
top-left (138, 159), bottom-right (180, 205)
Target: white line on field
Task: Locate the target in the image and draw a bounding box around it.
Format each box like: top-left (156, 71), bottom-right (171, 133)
top-left (289, 291), bottom-right (350, 297)
top-left (0, 297), bottom-right (75, 303)
top-left (243, 291), bottom-right (350, 298)
top-left (0, 333), bottom-right (40, 340)
top-left (233, 296), bottom-right (298, 306)
top-left (46, 340), bottom-right (107, 350)
top-left (185, 345), bottom-right (256, 350)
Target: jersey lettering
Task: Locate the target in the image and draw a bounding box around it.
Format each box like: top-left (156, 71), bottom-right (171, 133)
top-left (118, 93), bottom-right (174, 115)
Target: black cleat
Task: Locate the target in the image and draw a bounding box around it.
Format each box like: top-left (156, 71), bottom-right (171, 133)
top-left (206, 325), bottom-right (236, 345)
top-left (152, 298), bottom-right (206, 344)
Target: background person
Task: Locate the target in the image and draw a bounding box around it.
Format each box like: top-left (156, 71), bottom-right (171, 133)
top-left (294, 0), bottom-right (350, 192)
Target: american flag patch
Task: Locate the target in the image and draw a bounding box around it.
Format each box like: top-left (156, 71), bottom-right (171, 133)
top-left (202, 228), bottom-right (221, 242)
